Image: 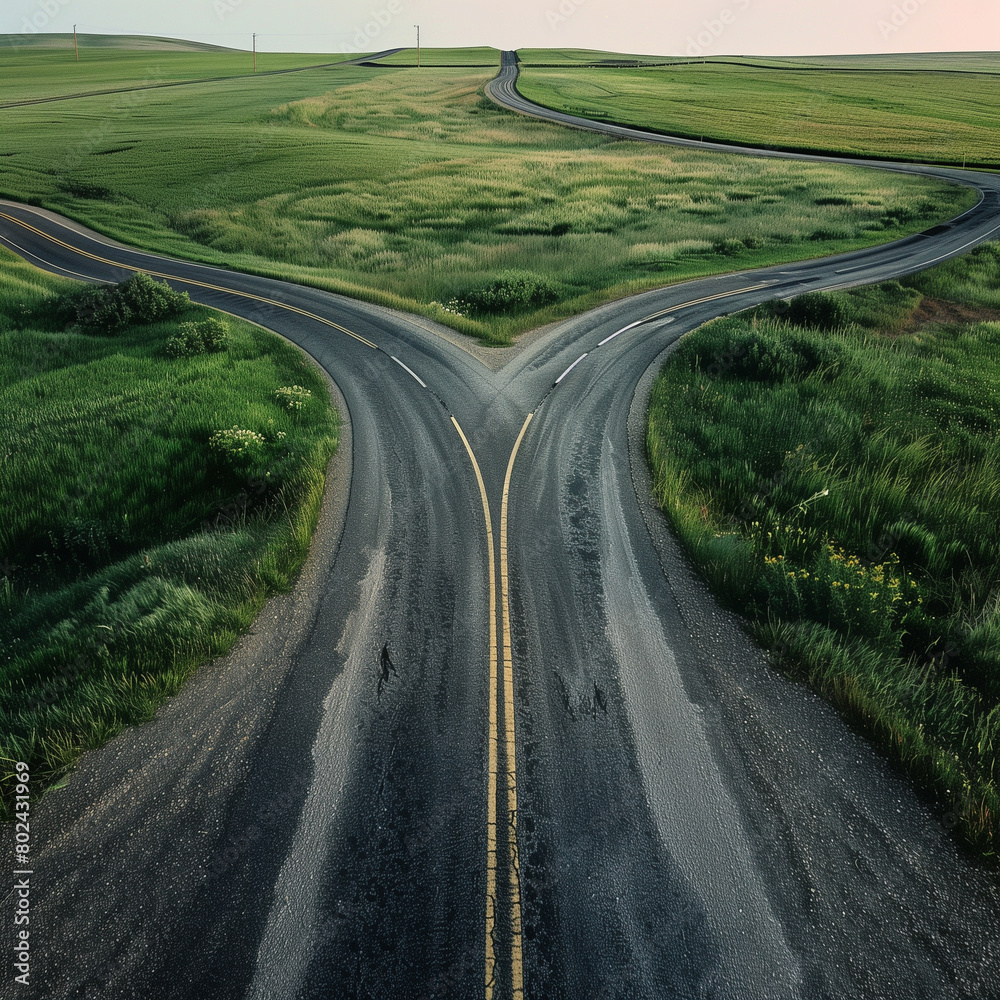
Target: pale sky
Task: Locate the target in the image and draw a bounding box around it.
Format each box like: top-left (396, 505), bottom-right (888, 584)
top-left (4, 0), bottom-right (998, 56)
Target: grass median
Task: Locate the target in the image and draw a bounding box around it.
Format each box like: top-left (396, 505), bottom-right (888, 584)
top-left (0, 55), bottom-right (975, 343)
top-left (0, 250), bottom-right (338, 817)
top-left (647, 243), bottom-right (1000, 862)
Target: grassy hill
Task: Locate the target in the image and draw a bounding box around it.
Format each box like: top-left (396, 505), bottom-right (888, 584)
top-left (518, 60), bottom-right (1000, 166)
top-left (0, 251), bottom-right (338, 816)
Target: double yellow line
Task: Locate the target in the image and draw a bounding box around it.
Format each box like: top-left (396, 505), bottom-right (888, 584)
top-left (639, 281), bottom-right (774, 323)
top-left (448, 280), bottom-right (771, 998)
top-left (0, 211), bottom-right (378, 349)
top-left (451, 413), bottom-right (533, 1000)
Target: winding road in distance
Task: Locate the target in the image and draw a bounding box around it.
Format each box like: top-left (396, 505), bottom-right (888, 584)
top-left (3, 49), bottom-right (1000, 1000)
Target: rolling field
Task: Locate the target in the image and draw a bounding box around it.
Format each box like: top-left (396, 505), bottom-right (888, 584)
top-left (0, 251), bottom-right (338, 815)
top-left (0, 58), bottom-right (975, 342)
top-left (517, 49), bottom-right (1000, 72)
top-left (648, 243), bottom-right (1000, 861)
top-left (518, 61), bottom-right (1000, 166)
top-left (0, 36), bottom-right (358, 105)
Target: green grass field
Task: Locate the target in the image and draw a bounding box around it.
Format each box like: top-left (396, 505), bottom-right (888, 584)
top-left (516, 49), bottom-right (1000, 73)
top-left (0, 58), bottom-right (974, 342)
top-left (518, 62), bottom-right (1000, 166)
top-left (0, 36), bottom-right (358, 105)
top-left (0, 250), bottom-right (338, 816)
top-left (648, 243), bottom-right (1000, 861)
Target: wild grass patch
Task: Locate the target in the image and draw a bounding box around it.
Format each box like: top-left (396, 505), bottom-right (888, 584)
top-left (0, 252), bottom-right (338, 817)
top-left (648, 243), bottom-right (1000, 861)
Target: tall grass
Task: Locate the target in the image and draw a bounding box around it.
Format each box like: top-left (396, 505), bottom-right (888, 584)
top-left (0, 250), bottom-right (338, 817)
top-left (0, 62), bottom-right (973, 343)
top-left (647, 243), bottom-right (1000, 862)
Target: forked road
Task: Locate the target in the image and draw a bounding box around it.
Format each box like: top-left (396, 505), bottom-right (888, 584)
top-left (3, 52), bottom-right (1000, 1000)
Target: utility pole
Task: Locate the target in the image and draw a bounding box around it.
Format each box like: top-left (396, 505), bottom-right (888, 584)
top-left (73, 24), bottom-right (79, 62)
top-left (414, 24), bottom-right (420, 67)
top-left (252, 33), bottom-right (257, 74)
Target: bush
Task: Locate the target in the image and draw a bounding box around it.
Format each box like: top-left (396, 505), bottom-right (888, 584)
top-left (72, 273), bottom-right (189, 334)
top-left (165, 326), bottom-right (204, 358)
top-left (73, 284), bottom-right (132, 333)
top-left (462, 270), bottom-right (559, 316)
top-left (197, 317), bottom-right (228, 351)
top-left (165, 318), bottom-right (228, 358)
top-left (713, 238), bottom-right (745, 256)
top-left (698, 323), bottom-right (843, 383)
top-left (116, 273), bottom-right (188, 324)
top-left (784, 291), bottom-right (846, 331)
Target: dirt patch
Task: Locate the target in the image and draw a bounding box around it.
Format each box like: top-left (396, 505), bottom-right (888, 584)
top-left (899, 296), bottom-right (1000, 335)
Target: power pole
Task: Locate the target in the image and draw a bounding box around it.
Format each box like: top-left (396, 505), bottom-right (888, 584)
top-left (414, 24), bottom-right (420, 67)
top-left (73, 24), bottom-right (79, 61)
top-left (252, 33), bottom-right (257, 73)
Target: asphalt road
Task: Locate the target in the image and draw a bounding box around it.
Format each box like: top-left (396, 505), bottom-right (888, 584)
top-left (3, 51), bottom-right (1000, 1000)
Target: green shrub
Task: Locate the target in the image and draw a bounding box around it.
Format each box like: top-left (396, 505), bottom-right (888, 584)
top-left (165, 318), bottom-right (228, 358)
top-left (784, 291), bottom-right (846, 331)
top-left (197, 317), bottom-right (228, 351)
top-left (713, 238), bottom-right (745, 256)
top-left (462, 270), bottom-right (559, 315)
top-left (165, 326), bottom-right (205, 358)
top-left (691, 322), bottom-right (843, 383)
top-left (73, 284), bottom-right (132, 333)
top-left (115, 273), bottom-right (188, 324)
top-left (72, 273), bottom-right (189, 334)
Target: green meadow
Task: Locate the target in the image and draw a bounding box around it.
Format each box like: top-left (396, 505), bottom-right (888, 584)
top-left (0, 251), bottom-right (337, 815)
top-left (517, 49), bottom-right (1000, 73)
top-left (0, 34), bottom-right (354, 104)
top-left (518, 61), bottom-right (1000, 166)
top-left (0, 56), bottom-right (975, 342)
top-left (648, 244), bottom-right (1000, 861)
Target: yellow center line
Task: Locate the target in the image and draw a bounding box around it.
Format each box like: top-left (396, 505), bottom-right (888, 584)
top-left (639, 281), bottom-right (774, 324)
top-left (0, 211), bottom-right (378, 350)
top-left (452, 411), bottom-right (533, 1000)
top-left (500, 412), bottom-right (533, 1000)
top-left (449, 417), bottom-right (500, 1000)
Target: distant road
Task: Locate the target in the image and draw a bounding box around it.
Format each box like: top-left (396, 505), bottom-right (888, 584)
top-left (1, 49), bottom-right (999, 1000)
